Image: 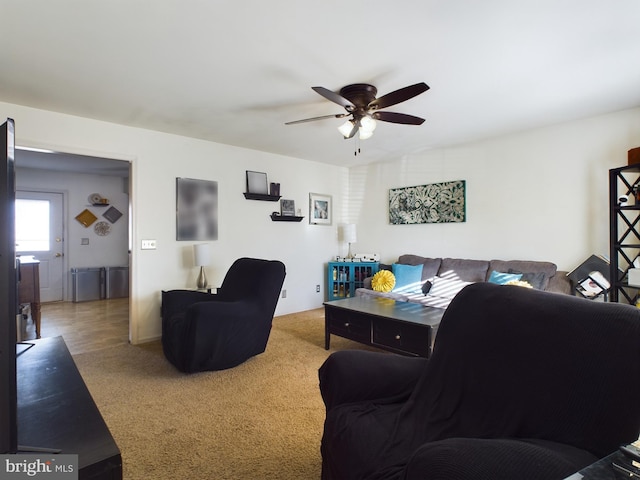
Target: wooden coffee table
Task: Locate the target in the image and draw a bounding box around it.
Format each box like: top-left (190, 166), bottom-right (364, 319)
top-left (324, 296), bottom-right (445, 357)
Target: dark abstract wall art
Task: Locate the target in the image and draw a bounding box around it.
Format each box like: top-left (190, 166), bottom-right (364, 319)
top-left (176, 178), bottom-right (218, 240)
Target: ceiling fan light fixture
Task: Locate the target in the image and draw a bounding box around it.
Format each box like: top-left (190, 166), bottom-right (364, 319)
top-left (338, 119), bottom-right (355, 138)
top-left (358, 130), bottom-right (372, 140)
top-left (359, 116), bottom-right (377, 140)
top-left (360, 115), bottom-right (377, 131)
top-left (287, 82), bottom-right (429, 143)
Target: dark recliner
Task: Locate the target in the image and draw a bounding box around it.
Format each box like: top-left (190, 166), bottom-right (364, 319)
top-left (319, 282), bottom-right (640, 480)
top-left (161, 257), bottom-right (286, 373)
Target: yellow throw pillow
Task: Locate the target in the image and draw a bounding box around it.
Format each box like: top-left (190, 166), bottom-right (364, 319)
top-left (371, 270), bottom-right (396, 293)
top-left (505, 279), bottom-right (533, 288)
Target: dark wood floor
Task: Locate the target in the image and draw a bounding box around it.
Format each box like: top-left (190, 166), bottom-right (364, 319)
top-left (21, 298), bottom-right (129, 355)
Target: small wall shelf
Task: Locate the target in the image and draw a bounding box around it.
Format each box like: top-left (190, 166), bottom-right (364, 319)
top-left (244, 192), bottom-right (281, 201)
top-left (270, 214), bottom-right (304, 222)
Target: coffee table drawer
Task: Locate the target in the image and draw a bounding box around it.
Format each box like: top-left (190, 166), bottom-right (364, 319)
top-left (327, 311), bottom-right (370, 343)
top-left (373, 321), bottom-right (432, 356)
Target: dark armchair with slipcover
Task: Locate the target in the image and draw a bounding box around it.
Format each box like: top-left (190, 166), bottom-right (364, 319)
top-left (162, 257), bottom-right (285, 373)
top-left (319, 282), bottom-right (640, 480)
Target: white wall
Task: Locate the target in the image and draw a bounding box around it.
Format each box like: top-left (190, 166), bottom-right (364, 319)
top-left (349, 107), bottom-right (640, 272)
top-left (6, 101), bottom-right (640, 344)
top-left (15, 168), bottom-right (130, 301)
top-left (2, 102), bottom-right (347, 343)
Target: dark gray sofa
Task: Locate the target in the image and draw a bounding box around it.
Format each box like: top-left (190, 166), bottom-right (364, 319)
top-left (356, 254), bottom-right (571, 309)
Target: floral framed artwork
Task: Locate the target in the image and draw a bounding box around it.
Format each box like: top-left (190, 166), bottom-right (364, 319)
top-left (389, 180), bottom-right (466, 225)
top-left (309, 193), bottom-right (332, 225)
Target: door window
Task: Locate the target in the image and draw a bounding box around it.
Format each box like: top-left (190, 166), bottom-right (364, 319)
top-left (15, 199), bottom-right (50, 252)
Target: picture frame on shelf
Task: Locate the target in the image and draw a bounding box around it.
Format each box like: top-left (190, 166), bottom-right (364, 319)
top-left (246, 171), bottom-right (269, 194)
top-left (309, 192), bottom-right (332, 225)
top-left (280, 199), bottom-right (295, 216)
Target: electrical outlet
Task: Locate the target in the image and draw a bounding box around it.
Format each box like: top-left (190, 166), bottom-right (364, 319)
top-left (141, 239), bottom-right (157, 250)
top-left (281, 289), bottom-right (287, 299)
top-left (316, 284), bottom-right (320, 293)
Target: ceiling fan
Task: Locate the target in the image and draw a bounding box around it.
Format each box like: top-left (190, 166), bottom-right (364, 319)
top-left (285, 82), bottom-right (429, 140)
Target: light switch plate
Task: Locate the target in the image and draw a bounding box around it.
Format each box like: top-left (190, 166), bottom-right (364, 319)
top-left (141, 239), bottom-right (157, 250)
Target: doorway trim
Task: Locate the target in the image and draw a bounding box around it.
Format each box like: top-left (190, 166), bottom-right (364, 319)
top-left (15, 143), bottom-right (135, 344)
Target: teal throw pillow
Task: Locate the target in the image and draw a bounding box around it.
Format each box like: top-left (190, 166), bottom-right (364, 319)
top-left (392, 263), bottom-right (424, 294)
top-left (488, 270), bottom-right (523, 285)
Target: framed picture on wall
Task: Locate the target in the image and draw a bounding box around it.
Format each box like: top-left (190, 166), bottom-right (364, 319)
top-left (309, 193), bottom-right (332, 225)
top-left (176, 177), bottom-right (218, 241)
top-left (389, 180), bottom-right (466, 225)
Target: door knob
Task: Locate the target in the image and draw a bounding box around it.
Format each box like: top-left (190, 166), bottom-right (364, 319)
top-left (55, 253), bottom-right (63, 258)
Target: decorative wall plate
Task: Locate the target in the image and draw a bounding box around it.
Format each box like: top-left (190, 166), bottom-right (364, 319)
top-left (94, 221), bottom-right (111, 236)
top-left (75, 209), bottom-right (98, 227)
top-left (103, 206), bottom-right (123, 223)
top-left (89, 193), bottom-right (103, 204)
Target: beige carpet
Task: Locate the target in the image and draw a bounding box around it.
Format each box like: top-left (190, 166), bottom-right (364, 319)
top-left (72, 308), bottom-right (370, 480)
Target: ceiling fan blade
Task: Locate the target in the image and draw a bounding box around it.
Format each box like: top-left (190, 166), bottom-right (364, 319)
top-left (368, 82), bottom-right (429, 110)
top-left (285, 113), bottom-right (347, 125)
top-left (373, 111), bottom-right (425, 125)
top-left (312, 86), bottom-right (356, 111)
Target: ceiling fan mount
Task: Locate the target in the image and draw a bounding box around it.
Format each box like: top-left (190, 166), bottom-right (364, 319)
top-left (338, 84), bottom-right (378, 111)
top-left (285, 81), bottom-right (430, 140)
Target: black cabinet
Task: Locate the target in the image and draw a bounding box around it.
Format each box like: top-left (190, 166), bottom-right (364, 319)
top-left (18, 337), bottom-right (122, 479)
top-left (609, 163), bottom-right (640, 304)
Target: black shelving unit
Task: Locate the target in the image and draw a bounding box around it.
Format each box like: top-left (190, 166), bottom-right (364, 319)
top-left (609, 163), bottom-right (640, 304)
top-left (243, 192), bottom-right (281, 201)
top-left (270, 214), bottom-right (304, 222)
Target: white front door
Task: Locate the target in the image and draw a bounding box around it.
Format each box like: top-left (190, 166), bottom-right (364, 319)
top-left (15, 191), bottom-right (64, 302)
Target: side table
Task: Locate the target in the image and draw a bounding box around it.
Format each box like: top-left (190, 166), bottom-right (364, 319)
top-left (18, 257), bottom-right (41, 339)
top-left (184, 286), bottom-right (217, 294)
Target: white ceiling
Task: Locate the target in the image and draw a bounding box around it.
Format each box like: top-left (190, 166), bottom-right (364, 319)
top-left (2, 0), bottom-right (640, 168)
